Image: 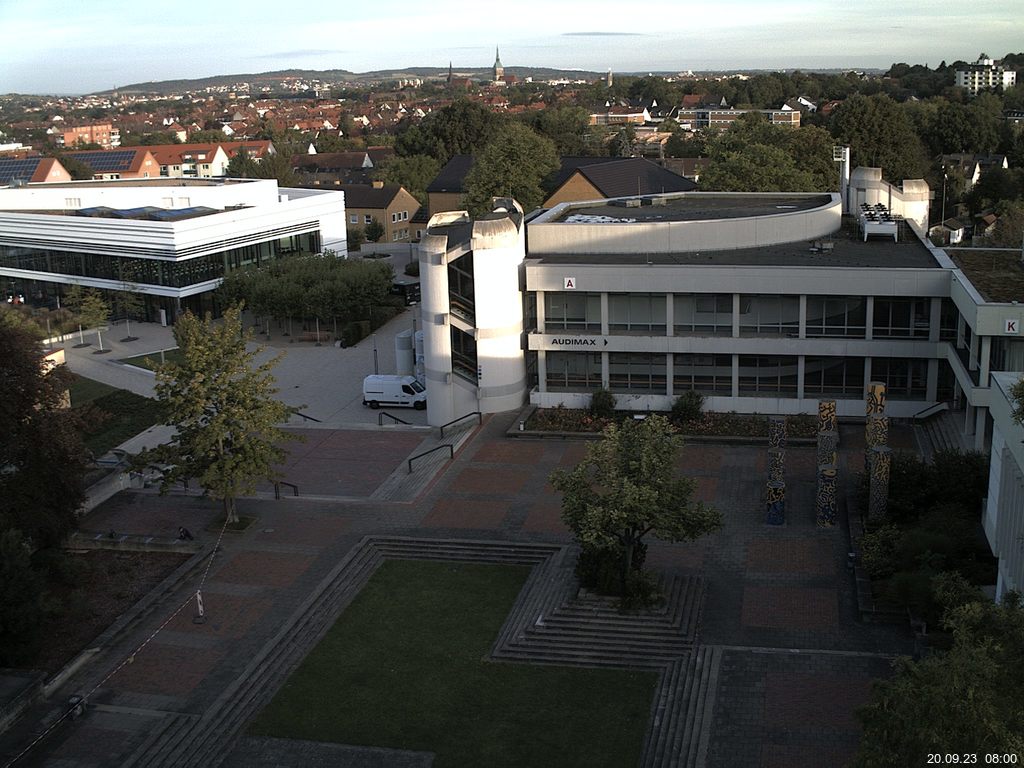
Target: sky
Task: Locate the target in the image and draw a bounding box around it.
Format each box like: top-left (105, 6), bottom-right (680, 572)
top-left (2, 0), bottom-right (1022, 95)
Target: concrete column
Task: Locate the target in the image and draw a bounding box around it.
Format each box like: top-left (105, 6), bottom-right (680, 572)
top-left (863, 357), bottom-right (872, 398)
top-left (732, 293), bottom-right (741, 338)
top-left (600, 293), bottom-right (609, 336)
top-left (666, 353), bottom-right (674, 397)
top-left (929, 297), bottom-right (942, 343)
top-left (979, 336), bottom-right (992, 384)
top-left (969, 328), bottom-right (979, 371)
top-left (926, 358), bottom-right (939, 402)
top-left (956, 314), bottom-right (966, 349)
top-left (665, 294), bottom-right (674, 337)
top-left (797, 356), bottom-right (806, 400)
top-left (536, 290), bottom-right (546, 333)
top-left (537, 350), bottom-right (547, 393)
top-left (975, 407), bottom-right (987, 452)
top-left (965, 404), bottom-right (975, 436)
top-left (731, 354), bottom-right (740, 398)
top-left (601, 351), bottom-right (609, 389)
top-left (798, 294), bottom-right (807, 340)
top-left (864, 296), bottom-right (874, 341)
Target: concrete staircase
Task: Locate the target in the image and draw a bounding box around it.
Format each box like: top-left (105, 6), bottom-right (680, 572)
top-left (118, 536), bottom-right (717, 768)
top-left (915, 409), bottom-right (969, 460)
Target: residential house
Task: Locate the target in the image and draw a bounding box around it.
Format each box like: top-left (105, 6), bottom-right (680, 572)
top-left (426, 155), bottom-right (475, 216)
top-left (341, 182), bottom-right (420, 243)
top-left (0, 156), bottom-right (71, 186)
top-left (61, 123), bottom-right (120, 149)
top-left (64, 148), bottom-right (161, 180)
top-left (543, 157), bottom-right (696, 208)
top-left (148, 144), bottom-right (231, 178)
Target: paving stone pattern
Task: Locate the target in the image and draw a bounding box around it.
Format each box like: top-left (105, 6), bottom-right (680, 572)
top-left (0, 416), bottom-right (917, 768)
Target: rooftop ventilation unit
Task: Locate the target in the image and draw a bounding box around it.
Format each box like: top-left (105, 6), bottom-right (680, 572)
top-left (624, 198), bottom-right (642, 208)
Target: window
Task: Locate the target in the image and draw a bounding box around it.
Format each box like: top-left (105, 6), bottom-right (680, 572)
top-left (448, 252), bottom-right (475, 322)
top-left (739, 295), bottom-right (799, 336)
top-left (64, 197), bottom-right (81, 208)
top-left (451, 327), bottom-right (477, 383)
top-left (391, 213), bottom-right (399, 223)
top-left (803, 357), bottom-right (865, 397)
top-left (350, 214), bottom-right (358, 224)
top-left (546, 351), bottom-right (602, 391)
top-left (871, 358), bottom-right (927, 398)
top-left (738, 356), bottom-right (798, 396)
top-left (364, 215), bottom-right (372, 224)
top-left (674, 293), bottom-right (732, 335)
top-left (873, 298), bottom-right (930, 338)
top-left (673, 354), bottom-right (732, 393)
top-left (608, 293), bottom-right (666, 334)
top-left (544, 292), bottom-right (601, 331)
top-left (805, 296), bottom-right (867, 338)
top-left (609, 352), bottom-right (666, 392)
top-left (402, 211), bottom-right (409, 220)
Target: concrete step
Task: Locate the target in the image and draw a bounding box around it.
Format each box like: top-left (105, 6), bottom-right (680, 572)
top-left (121, 712), bottom-right (198, 768)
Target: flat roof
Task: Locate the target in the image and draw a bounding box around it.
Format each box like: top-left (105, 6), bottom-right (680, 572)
top-left (529, 217), bottom-right (941, 270)
top-left (21, 178), bottom-right (254, 189)
top-left (548, 193), bottom-right (832, 224)
top-left (948, 249), bottom-right (1024, 302)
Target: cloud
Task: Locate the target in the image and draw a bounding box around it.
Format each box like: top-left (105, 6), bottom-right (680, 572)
top-left (562, 31), bottom-right (647, 37)
top-left (249, 49), bottom-right (347, 60)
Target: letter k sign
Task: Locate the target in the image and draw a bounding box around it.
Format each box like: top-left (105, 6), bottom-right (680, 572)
top-left (1006, 319), bottom-right (1019, 334)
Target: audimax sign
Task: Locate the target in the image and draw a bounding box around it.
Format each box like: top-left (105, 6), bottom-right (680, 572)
top-left (550, 337), bottom-right (609, 347)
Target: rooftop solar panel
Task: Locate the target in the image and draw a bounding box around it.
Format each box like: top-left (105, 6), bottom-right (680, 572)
top-left (0, 157), bottom-right (43, 185)
top-left (66, 150), bottom-right (136, 173)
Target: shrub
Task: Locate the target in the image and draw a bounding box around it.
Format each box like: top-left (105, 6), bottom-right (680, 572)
top-left (670, 390), bottom-right (705, 425)
top-left (404, 260), bottom-right (420, 277)
top-left (589, 388), bottom-right (616, 420)
top-left (575, 542), bottom-right (658, 609)
top-left (859, 523), bottom-right (903, 579)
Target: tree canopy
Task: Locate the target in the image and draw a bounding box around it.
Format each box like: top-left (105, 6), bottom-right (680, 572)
top-left (829, 93), bottom-right (929, 182)
top-left (139, 305), bottom-right (297, 522)
top-left (0, 313), bottom-right (86, 549)
top-left (372, 153), bottom-right (440, 205)
top-left (462, 122), bottom-right (559, 214)
top-left (853, 579), bottom-right (1024, 766)
top-left (394, 99), bottom-right (505, 165)
top-left (549, 414), bottom-right (722, 595)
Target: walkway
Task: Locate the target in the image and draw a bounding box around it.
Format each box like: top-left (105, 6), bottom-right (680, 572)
top-left (0, 414), bottom-right (913, 768)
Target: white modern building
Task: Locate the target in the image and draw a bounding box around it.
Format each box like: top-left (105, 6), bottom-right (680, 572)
top-left (983, 373), bottom-right (1024, 601)
top-left (955, 54), bottom-right (1017, 96)
top-left (418, 161), bottom-right (1024, 448)
top-left (0, 177), bottom-right (346, 320)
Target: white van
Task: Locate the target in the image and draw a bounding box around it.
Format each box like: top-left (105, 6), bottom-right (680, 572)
top-left (362, 375), bottom-right (427, 410)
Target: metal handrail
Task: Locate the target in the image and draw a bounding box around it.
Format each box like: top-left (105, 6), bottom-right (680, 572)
top-left (911, 401), bottom-right (949, 421)
top-left (378, 411), bottom-right (411, 426)
top-left (439, 411), bottom-right (482, 438)
top-left (291, 409), bottom-right (323, 423)
top-left (408, 444), bottom-right (453, 473)
top-left (274, 481), bottom-right (299, 499)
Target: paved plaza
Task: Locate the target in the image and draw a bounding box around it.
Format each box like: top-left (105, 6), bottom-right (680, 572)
top-left (0, 338), bottom-right (916, 766)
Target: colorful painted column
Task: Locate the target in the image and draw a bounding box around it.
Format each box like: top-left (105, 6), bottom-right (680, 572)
top-left (766, 480), bottom-right (786, 525)
top-left (868, 445), bottom-right (892, 522)
top-left (816, 465), bottom-right (838, 526)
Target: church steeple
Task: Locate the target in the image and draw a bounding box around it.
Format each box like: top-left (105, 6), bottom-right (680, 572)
top-left (493, 46), bottom-right (504, 82)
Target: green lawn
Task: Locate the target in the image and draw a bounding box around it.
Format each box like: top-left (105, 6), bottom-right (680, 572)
top-left (119, 347), bottom-right (184, 371)
top-left (250, 559), bottom-right (657, 768)
top-left (68, 375), bottom-right (163, 456)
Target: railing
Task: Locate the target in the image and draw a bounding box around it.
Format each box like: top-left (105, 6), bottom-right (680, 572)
top-left (912, 401), bottom-right (950, 421)
top-left (290, 409), bottom-right (323, 423)
top-left (274, 481), bottom-right (299, 499)
top-left (408, 444), bottom-right (453, 473)
top-left (378, 411), bottom-right (411, 426)
top-left (439, 411), bottom-right (482, 438)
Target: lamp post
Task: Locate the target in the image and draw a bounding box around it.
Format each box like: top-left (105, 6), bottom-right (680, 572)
top-left (941, 172), bottom-right (948, 231)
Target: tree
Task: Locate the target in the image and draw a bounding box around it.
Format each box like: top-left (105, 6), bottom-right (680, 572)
top-left (989, 201), bottom-right (1024, 248)
top-left (394, 98), bottom-right (505, 164)
top-left (829, 93), bottom-right (929, 181)
top-left (364, 217), bottom-right (385, 243)
top-left (346, 226), bottom-right (366, 252)
top-left (549, 415), bottom-right (722, 597)
top-left (853, 583), bottom-right (1024, 766)
top-left (525, 106), bottom-right (594, 156)
top-left (63, 284), bottom-right (109, 348)
top-left (52, 152), bottom-right (95, 181)
top-left (140, 305), bottom-right (297, 523)
top-left (373, 154), bottom-right (440, 205)
top-left (225, 148), bottom-right (259, 178)
top-left (0, 315), bottom-right (86, 548)
top-left (0, 527), bottom-right (45, 665)
top-left (609, 125), bottom-right (636, 157)
top-left (462, 122), bottom-right (559, 215)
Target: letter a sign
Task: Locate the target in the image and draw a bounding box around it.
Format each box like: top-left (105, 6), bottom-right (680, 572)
top-left (564, 277), bottom-right (577, 290)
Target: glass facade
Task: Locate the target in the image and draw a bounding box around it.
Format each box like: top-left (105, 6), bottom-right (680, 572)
top-left (544, 292), bottom-right (601, 331)
top-left (447, 252), bottom-right (475, 323)
top-left (805, 296), bottom-right (867, 338)
top-left (738, 355), bottom-right (799, 396)
top-left (803, 356), bottom-right (865, 397)
top-left (673, 353), bottom-right (732, 393)
top-left (609, 352), bottom-right (666, 392)
top-left (451, 326), bottom-right (477, 383)
top-left (546, 351), bottom-right (602, 391)
top-left (0, 233), bottom-right (319, 290)
top-left (674, 294), bottom-right (732, 335)
top-left (873, 298), bottom-right (930, 338)
top-left (608, 293), bottom-right (666, 334)
top-left (739, 295), bottom-right (800, 337)
top-left (871, 357), bottom-right (928, 399)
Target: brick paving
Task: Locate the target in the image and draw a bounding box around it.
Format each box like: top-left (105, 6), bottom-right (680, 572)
top-left (0, 416), bottom-right (918, 768)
